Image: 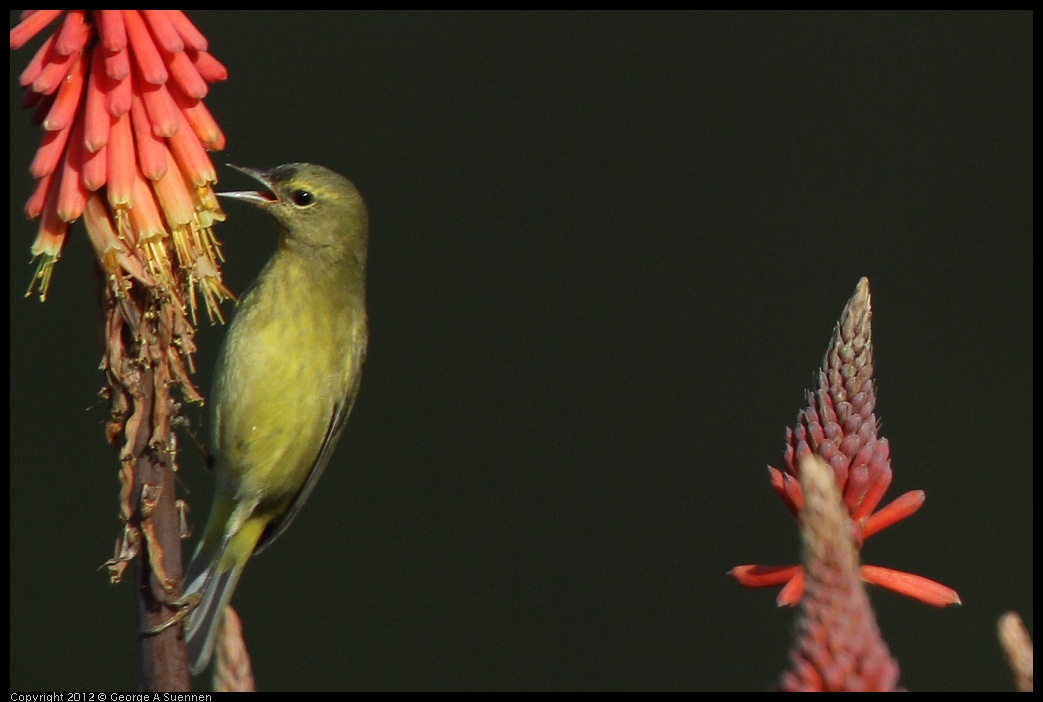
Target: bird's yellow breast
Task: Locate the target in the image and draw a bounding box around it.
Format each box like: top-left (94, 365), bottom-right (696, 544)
top-left (210, 250), bottom-right (366, 508)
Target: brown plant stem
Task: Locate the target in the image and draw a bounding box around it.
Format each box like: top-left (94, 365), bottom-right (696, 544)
top-left (101, 280), bottom-right (191, 691)
top-left (135, 423), bottom-right (190, 691)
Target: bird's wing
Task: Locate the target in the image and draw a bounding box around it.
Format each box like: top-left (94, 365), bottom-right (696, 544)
top-left (253, 340), bottom-right (366, 555)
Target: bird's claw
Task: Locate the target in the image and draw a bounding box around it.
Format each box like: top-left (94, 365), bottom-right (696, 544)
top-left (140, 592), bottom-right (202, 637)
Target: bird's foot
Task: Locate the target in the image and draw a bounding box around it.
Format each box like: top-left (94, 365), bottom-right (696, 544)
top-left (140, 592), bottom-right (202, 637)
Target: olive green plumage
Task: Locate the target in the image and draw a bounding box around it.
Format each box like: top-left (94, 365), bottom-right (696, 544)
top-left (184, 163), bottom-right (369, 674)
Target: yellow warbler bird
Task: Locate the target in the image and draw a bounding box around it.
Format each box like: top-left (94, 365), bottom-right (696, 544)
top-left (183, 163), bottom-right (369, 674)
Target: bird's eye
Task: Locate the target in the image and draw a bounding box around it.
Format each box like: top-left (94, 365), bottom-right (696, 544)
top-left (290, 189), bottom-right (315, 207)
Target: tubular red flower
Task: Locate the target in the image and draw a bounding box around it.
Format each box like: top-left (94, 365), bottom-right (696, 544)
top-left (25, 170), bottom-right (54, 220)
top-left (12, 10), bottom-right (229, 319)
top-left (861, 490), bottom-right (925, 539)
top-left (129, 90), bottom-right (170, 180)
top-left (730, 564), bottom-right (800, 588)
top-left (33, 41), bottom-right (80, 95)
top-left (42, 51), bottom-right (86, 132)
top-left (174, 92), bottom-right (225, 150)
top-left (731, 278), bottom-right (960, 609)
top-left (142, 10), bottom-right (185, 54)
top-left (95, 10), bottom-right (126, 52)
top-left (81, 140), bottom-right (107, 192)
top-left (30, 125), bottom-right (72, 179)
top-left (19, 30), bottom-right (56, 87)
top-left (165, 11), bottom-right (208, 52)
top-left (10, 11), bottom-right (63, 50)
top-left (122, 10), bottom-right (167, 85)
top-left (860, 565), bottom-right (961, 608)
top-left (166, 49), bottom-right (209, 100)
top-left (191, 50), bottom-right (228, 83)
top-left (775, 570), bottom-right (804, 608)
top-left (54, 10), bottom-right (89, 56)
top-left (56, 117), bottom-right (88, 222)
top-left (105, 110), bottom-right (135, 207)
top-left (83, 47), bottom-right (111, 152)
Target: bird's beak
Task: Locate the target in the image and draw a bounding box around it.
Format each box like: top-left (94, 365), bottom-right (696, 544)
top-left (218, 164), bottom-right (279, 206)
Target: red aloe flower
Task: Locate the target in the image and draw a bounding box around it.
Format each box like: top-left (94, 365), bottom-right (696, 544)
top-left (780, 453), bottom-right (901, 691)
top-left (12, 10), bottom-right (230, 326)
top-left (731, 278), bottom-right (960, 608)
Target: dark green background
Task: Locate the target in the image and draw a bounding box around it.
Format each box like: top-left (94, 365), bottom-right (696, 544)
top-left (9, 11), bottom-right (1032, 691)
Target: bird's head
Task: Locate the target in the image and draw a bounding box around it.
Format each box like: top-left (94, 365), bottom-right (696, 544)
top-left (220, 163), bottom-right (368, 258)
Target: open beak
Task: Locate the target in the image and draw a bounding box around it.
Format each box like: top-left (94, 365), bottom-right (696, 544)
top-left (218, 164), bottom-right (279, 206)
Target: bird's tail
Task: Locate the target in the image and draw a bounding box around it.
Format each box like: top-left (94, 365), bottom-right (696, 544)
top-left (182, 492), bottom-right (268, 675)
top-left (183, 546), bottom-right (245, 675)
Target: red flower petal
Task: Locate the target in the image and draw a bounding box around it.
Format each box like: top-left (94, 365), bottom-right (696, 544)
top-left (123, 10), bottom-right (167, 85)
top-left (166, 11), bottom-right (209, 52)
top-left (82, 142), bottom-right (108, 192)
top-left (106, 111), bottom-right (135, 207)
top-left (860, 565), bottom-right (962, 607)
top-left (41, 52), bottom-right (86, 132)
top-left (32, 43), bottom-right (79, 96)
top-left (730, 564), bottom-right (800, 588)
top-left (776, 569), bottom-right (804, 607)
top-left (19, 29), bottom-right (56, 87)
top-left (190, 50), bottom-right (228, 83)
top-left (861, 489), bottom-right (924, 539)
top-left (104, 44), bottom-right (131, 83)
top-left (56, 118), bottom-right (88, 222)
top-left (851, 452), bottom-right (892, 521)
top-left (166, 49), bottom-right (208, 100)
top-left (9, 10), bottom-right (63, 51)
top-left (83, 48), bottom-right (112, 153)
top-left (54, 10), bottom-right (89, 56)
top-left (142, 10), bottom-right (185, 54)
top-left (768, 466), bottom-right (802, 515)
top-left (130, 91), bottom-right (169, 180)
top-left (30, 124), bottom-right (72, 179)
top-left (96, 10), bottom-right (127, 52)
